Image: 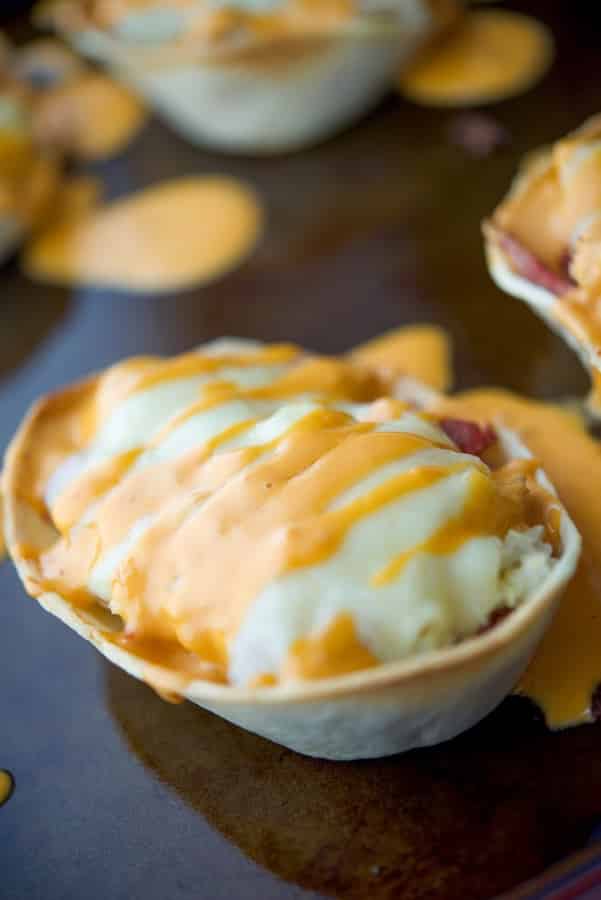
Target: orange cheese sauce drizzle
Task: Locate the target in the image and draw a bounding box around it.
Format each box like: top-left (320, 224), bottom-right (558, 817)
top-left (60, 1), bottom-right (359, 44)
top-left (279, 612), bottom-right (379, 683)
top-left (492, 117), bottom-right (601, 409)
top-left (433, 388), bottom-right (601, 727)
top-left (12, 338), bottom-right (540, 696)
top-left (41, 426), bottom-right (458, 642)
top-left (13, 334), bottom-right (546, 690)
top-left (20, 343), bottom-right (301, 508)
top-left (0, 84), bottom-right (60, 233)
top-left (494, 140), bottom-right (601, 273)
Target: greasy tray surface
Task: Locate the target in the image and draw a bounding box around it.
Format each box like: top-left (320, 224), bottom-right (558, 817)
top-left (3, 1), bottom-right (601, 898)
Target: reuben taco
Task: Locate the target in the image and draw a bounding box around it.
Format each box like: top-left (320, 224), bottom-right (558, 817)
top-left (3, 337), bottom-right (579, 759)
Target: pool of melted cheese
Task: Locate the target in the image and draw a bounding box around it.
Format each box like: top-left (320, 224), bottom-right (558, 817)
top-left (20, 339), bottom-right (552, 688)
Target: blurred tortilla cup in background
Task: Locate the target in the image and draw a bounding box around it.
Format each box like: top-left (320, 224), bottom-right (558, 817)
top-left (485, 115), bottom-right (601, 416)
top-left (37, 0), bottom-right (458, 154)
top-left (2, 337), bottom-right (580, 759)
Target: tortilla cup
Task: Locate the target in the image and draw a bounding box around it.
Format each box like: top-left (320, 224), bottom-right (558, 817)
top-left (3, 358), bottom-right (580, 759)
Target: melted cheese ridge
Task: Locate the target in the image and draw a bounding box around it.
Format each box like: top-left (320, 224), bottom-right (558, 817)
top-left (23, 176), bottom-right (263, 293)
top-left (434, 388), bottom-right (601, 728)
top-left (20, 339), bottom-right (548, 687)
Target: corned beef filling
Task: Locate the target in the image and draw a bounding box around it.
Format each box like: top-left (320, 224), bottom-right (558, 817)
top-left (496, 230), bottom-right (576, 296)
top-left (440, 418), bottom-right (497, 457)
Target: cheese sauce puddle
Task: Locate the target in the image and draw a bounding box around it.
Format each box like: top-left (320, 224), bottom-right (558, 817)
top-left (23, 176), bottom-right (264, 293)
top-left (33, 72), bottom-right (147, 161)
